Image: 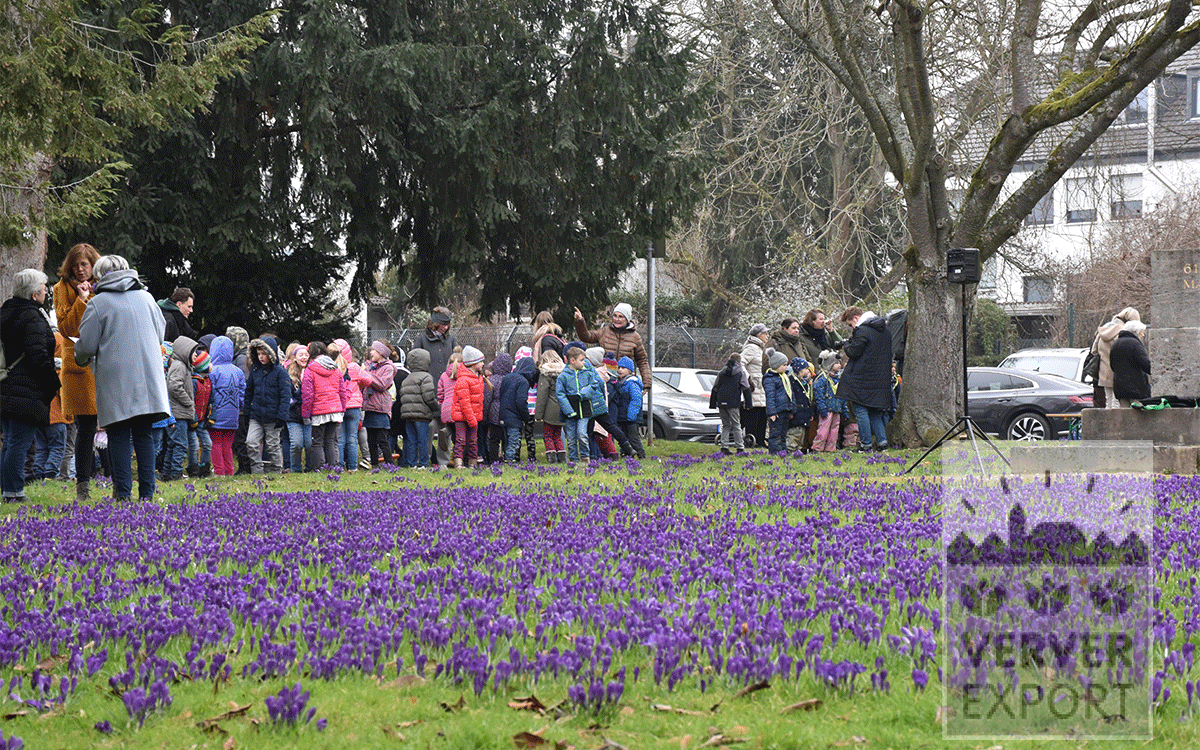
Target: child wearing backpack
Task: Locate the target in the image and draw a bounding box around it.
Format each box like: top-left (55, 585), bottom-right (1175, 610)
top-left (557, 346), bottom-right (605, 462)
top-left (709, 352), bottom-right (752, 454)
top-left (787, 358), bottom-right (813, 453)
top-left (763, 350), bottom-right (794, 454)
top-left (189, 346), bottom-right (213, 477)
top-left (811, 354), bottom-right (841, 452)
top-left (535, 350), bottom-right (567, 463)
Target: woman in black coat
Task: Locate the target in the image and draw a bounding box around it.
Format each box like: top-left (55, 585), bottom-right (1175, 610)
top-left (838, 307), bottom-right (893, 451)
top-left (1, 269), bottom-right (60, 501)
top-left (1109, 321), bottom-right (1151, 407)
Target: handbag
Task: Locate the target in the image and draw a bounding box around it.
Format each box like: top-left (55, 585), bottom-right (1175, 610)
top-left (0, 345), bottom-right (23, 384)
top-left (1081, 351), bottom-right (1100, 382)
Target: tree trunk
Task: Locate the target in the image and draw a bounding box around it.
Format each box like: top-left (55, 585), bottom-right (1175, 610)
top-left (890, 253), bottom-right (962, 447)
top-left (0, 153), bottom-right (52, 302)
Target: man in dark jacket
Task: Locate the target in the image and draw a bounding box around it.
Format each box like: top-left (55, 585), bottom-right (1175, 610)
top-left (839, 306), bottom-right (893, 452)
top-left (159, 288), bottom-right (197, 342)
top-left (411, 307), bottom-right (458, 465)
top-left (1109, 320), bottom-right (1151, 407)
top-left (1, 269), bottom-right (60, 502)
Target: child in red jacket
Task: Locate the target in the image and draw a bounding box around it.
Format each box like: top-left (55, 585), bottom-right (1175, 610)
top-left (451, 346), bottom-right (487, 468)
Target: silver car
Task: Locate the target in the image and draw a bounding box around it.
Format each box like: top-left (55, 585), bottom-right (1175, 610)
top-left (638, 375), bottom-right (722, 442)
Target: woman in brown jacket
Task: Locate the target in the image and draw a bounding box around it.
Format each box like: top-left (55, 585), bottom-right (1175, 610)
top-left (53, 242), bottom-right (101, 501)
top-left (572, 302), bottom-right (652, 390)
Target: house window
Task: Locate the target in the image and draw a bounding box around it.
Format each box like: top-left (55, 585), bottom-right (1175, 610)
top-left (1111, 174), bottom-right (1143, 219)
top-left (1024, 191), bottom-right (1054, 225)
top-left (1116, 86), bottom-right (1149, 124)
top-left (1023, 276), bottom-right (1053, 303)
top-left (1191, 72), bottom-right (1200, 119)
top-left (1065, 178), bottom-right (1096, 223)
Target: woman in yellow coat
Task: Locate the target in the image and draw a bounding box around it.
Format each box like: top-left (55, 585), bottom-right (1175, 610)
top-left (53, 243), bottom-right (101, 501)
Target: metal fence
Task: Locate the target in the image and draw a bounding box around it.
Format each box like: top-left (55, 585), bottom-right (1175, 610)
top-left (367, 325), bottom-right (749, 369)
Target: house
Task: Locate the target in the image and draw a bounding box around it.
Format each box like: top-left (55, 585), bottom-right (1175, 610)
top-left (969, 48), bottom-right (1200, 346)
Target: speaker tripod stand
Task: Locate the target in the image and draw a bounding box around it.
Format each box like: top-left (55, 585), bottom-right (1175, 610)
top-left (904, 255), bottom-right (1011, 476)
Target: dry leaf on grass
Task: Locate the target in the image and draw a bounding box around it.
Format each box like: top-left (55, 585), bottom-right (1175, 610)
top-left (780, 699), bottom-right (823, 713)
top-left (397, 719), bottom-right (422, 728)
top-left (380, 675), bottom-right (426, 689)
top-left (195, 703), bottom-right (252, 732)
top-left (934, 705), bottom-right (955, 725)
top-left (440, 695), bottom-right (466, 713)
top-left (2, 711), bottom-right (29, 721)
top-left (732, 680), bottom-right (770, 699)
top-left (223, 737), bottom-right (236, 750)
top-left (508, 695), bottom-right (548, 713)
top-left (513, 731), bottom-right (546, 747)
top-left (650, 704), bottom-right (709, 716)
top-left (698, 733), bottom-right (749, 747)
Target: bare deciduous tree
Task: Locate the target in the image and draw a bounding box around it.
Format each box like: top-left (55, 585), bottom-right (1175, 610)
top-left (768, 0), bottom-right (1199, 445)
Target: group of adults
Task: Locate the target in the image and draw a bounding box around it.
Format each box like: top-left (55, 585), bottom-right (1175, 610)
top-left (2, 248), bottom-right (169, 503)
top-left (740, 307), bottom-right (895, 451)
top-left (1090, 306), bottom-right (1150, 408)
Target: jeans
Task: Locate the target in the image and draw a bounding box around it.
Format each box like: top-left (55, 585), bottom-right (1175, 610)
top-left (405, 420), bottom-right (430, 467)
top-left (854, 403), bottom-right (888, 448)
top-left (1, 417), bottom-right (39, 498)
top-left (563, 418), bottom-right (589, 462)
top-left (310, 420), bottom-right (341, 470)
top-left (107, 416), bottom-right (157, 499)
top-left (503, 424), bottom-right (523, 461)
top-left (189, 423), bottom-right (212, 470)
top-left (163, 419), bottom-right (189, 477)
top-left (58, 421), bottom-right (77, 479)
top-left (33, 423), bottom-right (68, 479)
top-left (287, 421), bottom-right (311, 472)
top-left (341, 408), bottom-right (361, 469)
top-left (247, 420), bottom-right (283, 474)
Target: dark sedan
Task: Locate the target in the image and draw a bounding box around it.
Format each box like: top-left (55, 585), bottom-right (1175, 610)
top-left (967, 367), bottom-right (1093, 441)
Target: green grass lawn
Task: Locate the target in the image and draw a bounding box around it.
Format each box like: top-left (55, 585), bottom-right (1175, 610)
top-left (1, 440), bottom-right (1185, 749)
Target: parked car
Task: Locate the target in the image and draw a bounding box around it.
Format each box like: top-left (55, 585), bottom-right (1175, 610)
top-left (638, 375), bottom-right (722, 442)
top-left (651, 367), bottom-right (719, 398)
top-left (998, 348), bottom-right (1091, 384)
top-left (967, 367), bottom-right (1093, 441)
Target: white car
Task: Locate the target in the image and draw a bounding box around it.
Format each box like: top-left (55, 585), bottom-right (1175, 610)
top-left (650, 367), bottom-right (720, 398)
top-left (998, 348), bottom-right (1092, 384)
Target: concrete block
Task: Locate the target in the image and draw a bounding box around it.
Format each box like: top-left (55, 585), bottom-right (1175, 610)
top-left (1082, 407), bottom-right (1200, 445)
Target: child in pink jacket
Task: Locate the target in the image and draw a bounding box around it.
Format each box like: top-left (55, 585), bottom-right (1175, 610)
top-left (435, 349), bottom-right (463, 466)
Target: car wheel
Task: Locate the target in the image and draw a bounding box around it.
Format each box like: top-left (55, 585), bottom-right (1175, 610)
top-left (1006, 411), bottom-right (1050, 441)
top-left (653, 419), bottom-right (666, 440)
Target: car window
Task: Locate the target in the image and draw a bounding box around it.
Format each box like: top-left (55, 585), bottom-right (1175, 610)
top-left (968, 372), bottom-right (1016, 392)
top-left (696, 373), bottom-right (717, 391)
top-left (663, 372), bottom-right (680, 387)
top-left (999, 355), bottom-right (1078, 380)
top-left (1007, 374), bottom-right (1036, 390)
top-left (651, 375), bottom-right (683, 392)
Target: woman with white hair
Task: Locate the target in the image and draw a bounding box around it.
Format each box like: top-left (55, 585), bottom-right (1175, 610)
top-left (74, 256), bottom-right (170, 501)
top-left (1109, 319), bottom-right (1151, 408)
top-left (0, 269), bottom-right (60, 502)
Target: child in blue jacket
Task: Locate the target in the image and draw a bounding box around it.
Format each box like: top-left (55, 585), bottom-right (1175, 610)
top-left (763, 350), bottom-right (794, 454)
top-left (613, 356), bottom-right (645, 458)
top-left (788, 357), bottom-right (813, 452)
top-left (556, 346), bottom-right (606, 462)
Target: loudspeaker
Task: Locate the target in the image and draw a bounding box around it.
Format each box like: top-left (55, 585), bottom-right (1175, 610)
top-left (947, 247), bottom-right (981, 284)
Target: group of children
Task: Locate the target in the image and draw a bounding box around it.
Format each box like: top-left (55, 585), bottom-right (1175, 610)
top-left (424, 341), bottom-right (647, 467)
top-left (710, 347), bottom-right (900, 455)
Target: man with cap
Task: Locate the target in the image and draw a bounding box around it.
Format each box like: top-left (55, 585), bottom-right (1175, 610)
top-left (740, 323), bottom-right (770, 449)
top-left (412, 306), bottom-right (459, 465)
top-left (573, 302), bottom-right (652, 394)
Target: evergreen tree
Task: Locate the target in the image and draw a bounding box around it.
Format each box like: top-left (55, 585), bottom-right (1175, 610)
top-left (69, 0), bottom-right (706, 328)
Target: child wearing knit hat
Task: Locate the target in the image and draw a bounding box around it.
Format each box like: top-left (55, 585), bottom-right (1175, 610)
top-left (450, 346), bottom-right (487, 467)
top-left (613, 356), bottom-right (646, 458)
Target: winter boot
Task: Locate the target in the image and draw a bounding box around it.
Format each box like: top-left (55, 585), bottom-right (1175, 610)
top-left (546, 451), bottom-right (557, 464)
top-left (557, 450), bottom-right (568, 464)
top-left (76, 482), bottom-right (90, 502)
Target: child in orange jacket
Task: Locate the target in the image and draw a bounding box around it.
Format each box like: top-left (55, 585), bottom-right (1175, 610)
top-left (451, 346), bottom-right (487, 467)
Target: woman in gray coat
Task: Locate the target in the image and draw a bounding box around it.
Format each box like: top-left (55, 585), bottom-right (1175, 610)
top-left (74, 256), bottom-right (170, 501)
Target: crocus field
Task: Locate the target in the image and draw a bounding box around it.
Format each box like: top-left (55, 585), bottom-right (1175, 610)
top-left (3, 444), bottom-right (1200, 749)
